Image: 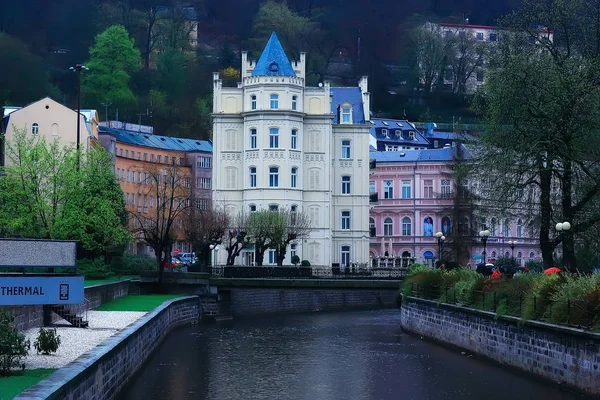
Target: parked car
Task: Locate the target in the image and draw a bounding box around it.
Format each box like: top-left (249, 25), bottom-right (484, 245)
top-left (177, 252), bottom-right (197, 266)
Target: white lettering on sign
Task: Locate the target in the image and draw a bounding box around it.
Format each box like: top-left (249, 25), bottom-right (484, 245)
top-left (0, 286), bottom-right (45, 296)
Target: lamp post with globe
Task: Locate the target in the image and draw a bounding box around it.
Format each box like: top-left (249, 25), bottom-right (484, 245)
top-left (479, 230), bottom-right (491, 263)
top-left (555, 221), bottom-right (571, 270)
top-left (435, 231), bottom-right (445, 266)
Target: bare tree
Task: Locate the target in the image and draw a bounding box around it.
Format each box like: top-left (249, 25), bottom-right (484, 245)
top-left (224, 212), bottom-right (249, 265)
top-left (129, 161), bottom-right (189, 283)
top-left (448, 30), bottom-right (487, 95)
top-left (184, 205), bottom-right (229, 269)
top-left (412, 23), bottom-right (449, 93)
top-left (246, 210), bottom-right (286, 266)
top-left (273, 209), bottom-right (312, 266)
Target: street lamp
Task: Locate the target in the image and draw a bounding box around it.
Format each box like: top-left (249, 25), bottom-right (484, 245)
top-left (507, 240), bottom-right (516, 258)
top-left (435, 231), bottom-right (445, 265)
top-left (555, 221), bottom-right (571, 269)
top-left (69, 64), bottom-right (89, 167)
top-left (479, 230), bottom-right (491, 263)
top-left (209, 244), bottom-right (220, 268)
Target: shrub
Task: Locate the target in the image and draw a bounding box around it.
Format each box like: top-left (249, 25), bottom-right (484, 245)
top-left (0, 312), bottom-right (29, 375)
top-left (402, 270), bottom-right (445, 299)
top-left (407, 263), bottom-right (428, 277)
top-left (301, 260), bottom-right (311, 266)
top-left (522, 273), bottom-right (562, 321)
top-left (33, 328), bottom-right (61, 355)
top-left (291, 255), bottom-right (301, 266)
top-left (525, 259), bottom-right (544, 273)
top-left (111, 253), bottom-right (155, 275)
top-left (77, 258), bottom-right (114, 280)
top-left (547, 273), bottom-right (600, 327)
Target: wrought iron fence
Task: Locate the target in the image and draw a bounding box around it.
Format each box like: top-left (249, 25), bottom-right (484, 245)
top-left (408, 283), bottom-right (599, 330)
top-left (210, 265), bottom-right (407, 280)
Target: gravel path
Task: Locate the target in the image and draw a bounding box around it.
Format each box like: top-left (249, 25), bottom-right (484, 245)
top-left (23, 311), bottom-right (147, 369)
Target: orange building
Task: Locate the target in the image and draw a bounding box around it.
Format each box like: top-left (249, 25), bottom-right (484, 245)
top-left (98, 124), bottom-right (212, 256)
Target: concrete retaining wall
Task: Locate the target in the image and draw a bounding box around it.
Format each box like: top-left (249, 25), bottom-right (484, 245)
top-left (401, 296), bottom-right (600, 396)
top-left (15, 296), bottom-right (200, 400)
top-left (4, 280), bottom-right (132, 331)
top-left (228, 287), bottom-right (399, 316)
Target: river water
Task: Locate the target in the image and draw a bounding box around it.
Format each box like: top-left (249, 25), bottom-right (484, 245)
top-left (118, 309), bottom-right (591, 400)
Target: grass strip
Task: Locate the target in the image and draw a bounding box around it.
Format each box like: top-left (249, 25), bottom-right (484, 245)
top-left (94, 294), bottom-right (184, 312)
top-left (0, 368), bottom-right (56, 400)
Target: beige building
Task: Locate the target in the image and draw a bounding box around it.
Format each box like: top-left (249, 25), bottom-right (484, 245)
top-left (212, 32), bottom-right (372, 267)
top-left (1, 97), bottom-right (98, 165)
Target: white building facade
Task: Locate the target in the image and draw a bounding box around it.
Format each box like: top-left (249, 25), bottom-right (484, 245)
top-left (212, 32), bottom-right (372, 267)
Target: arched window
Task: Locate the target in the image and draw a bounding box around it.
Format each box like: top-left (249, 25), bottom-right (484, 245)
top-left (292, 95), bottom-right (297, 111)
top-left (505, 251), bottom-right (510, 258)
top-left (529, 251), bottom-right (535, 259)
top-left (517, 219), bottom-right (523, 238)
top-left (369, 217), bottom-right (376, 237)
top-left (250, 95), bottom-right (257, 110)
top-left (503, 219), bottom-right (510, 237)
top-left (491, 251), bottom-right (497, 259)
top-left (31, 123), bottom-right (39, 135)
top-left (384, 217), bottom-right (393, 236)
top-left (402, 217), bottom-right (412, 236)
top-left (270, 94), bottom-right (279, 109)
top-left (402, 251), bottom-right (411, 258)
top-left (517, 251), bottom-right (523, 266)
top-left (491, 218), bottom-right (497, 235)
top-left (51, 123), bottom-right (58, 136)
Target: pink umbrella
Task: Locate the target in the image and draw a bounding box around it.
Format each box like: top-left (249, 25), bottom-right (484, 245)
top-left (544, 267), bottom-right (562, 275)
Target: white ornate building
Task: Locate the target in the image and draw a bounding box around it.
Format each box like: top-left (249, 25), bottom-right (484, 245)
top-left (212, 32), bottom-right (372, 267)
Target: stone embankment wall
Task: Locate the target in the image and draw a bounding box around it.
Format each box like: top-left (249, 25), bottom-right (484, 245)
top-left (401, 296), bottom-right (600, 396)
top-left (15, 296), bottom-right (200, 400)
top-left (4, 280), bottom-right (133, 331)
top-left (228, 287), bottom-right (399, 316)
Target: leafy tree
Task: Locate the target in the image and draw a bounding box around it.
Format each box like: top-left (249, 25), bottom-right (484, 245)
top-left (154, 5), bottom-right (197, 53)
top-left (272, 209), bottom-right (312, 266)
top-left (411, 23), bottom-right (448, 94)
top-left (82, 25), bottom-right (141, 109)
top-left (447, 29), bottom-right (487, 95)
top-left (128, 160), bottom-right (189, 283)
top-left (184, 206), bottom-right (229, 268)
top-left (0, 311), bottom-right (29, 376)
top-left (0, 128), bottom-right (129, 260)
top-left (474, 0), bottom-right (600, 270)
top-left (246, 210), bottom-right (286, 266)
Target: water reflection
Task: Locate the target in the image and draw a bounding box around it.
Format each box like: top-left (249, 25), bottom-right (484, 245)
top-left (119, 310), bottom-right (591, 400)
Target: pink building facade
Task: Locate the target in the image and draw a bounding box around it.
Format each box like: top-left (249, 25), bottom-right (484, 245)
top-left (368, 148), bottom-right (540, 267)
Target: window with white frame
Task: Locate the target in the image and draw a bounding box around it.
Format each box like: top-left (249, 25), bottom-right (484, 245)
top-left (476, 32), bottom-right (484, 40)
top-left (408, 131), bottom-right (415, 140)
top-left (249, 167), bottom-right (257, 187)
top-left (517, 219), bottom-right (523, 238)
top-left (250, 129), bottom-right (257, 149)
top-left (341, 140), bottom-right (351, 158)
top-left (197, 157), bottom-right (211, 168)
top-left (268, 249), bottom-right (277, 264)
top-left (384, 180), bottom-right (394, 199)
top-left (423, 179), bottom-right (433, 198)
top-left (251, 95), bottom-right (257, 110)
top-left (382, 128), bottom-right (388, 137)
top-left (269, 204), bottom-right (279, 211)
top-left (292, 95), bottom-right (297, 110)
top-left (291, 129), bottom-right (298, 149)
top-left (269, 167), bottom-right (279, 187)
top-left (290, 243), bottom-right (297, 259)
top-left (441, 179), bottom-right (451, 196)
top-left (341, 176), bottom-right (351, 194)
top-left (369, 181), bottom-right (376, 193)
top-left (31, 123), bottom-right (39, 135)
top-left (369, 217), bottom-right (376, 236)
top-left (491, 218), bottom-right (497, 236)
top-left (401, 180), bottom-right (411, 199)
top-left (270, 94), bottom-right (279, 109)
top-left (341, 245), bottom-right (351, 266)
top-left (402, 217), bottom-right (412, 236)
top-left (269, 128), bottom-right (279, 148)
top-left (384, 217), bottom-right (393, 236)
top-left (341, 107), bottom-right (351, 123)
top-left (291, 168), bottom-right (298, 188)
top-left (195, 198), bottom-right (209, 210)
top-left (249, 204), bottom-right (256, 213)
top-left (503, 219), bottom-right (510, 237)
top-left (341, 211), bottom-right (351, 230)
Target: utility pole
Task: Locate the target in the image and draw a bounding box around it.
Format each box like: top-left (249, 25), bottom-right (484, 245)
top-left (101, 101), bottom-right (112, 125)
top-left (69, 64), bottom-right (89, 168)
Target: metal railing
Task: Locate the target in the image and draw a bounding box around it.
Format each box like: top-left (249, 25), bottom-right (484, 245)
top-left (408, 283), bottom-right (598, 330)
top-left (210, 265), bottom-right (407, 280)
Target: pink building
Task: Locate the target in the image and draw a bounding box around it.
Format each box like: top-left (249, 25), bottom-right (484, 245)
top-left (369, 147), bottom-right (540, 267)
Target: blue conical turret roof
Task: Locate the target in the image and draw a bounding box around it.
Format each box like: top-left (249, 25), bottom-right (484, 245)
top-left (251, 32), bottom-right (297, 77)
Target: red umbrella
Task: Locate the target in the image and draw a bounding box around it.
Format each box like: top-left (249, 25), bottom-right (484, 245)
top-left (544, 267), bottom-right (562, 275)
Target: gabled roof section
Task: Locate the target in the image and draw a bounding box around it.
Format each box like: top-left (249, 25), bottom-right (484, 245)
top-left (369, 144), bottom-right (470, 163)
top-left (251, 32), bottom-right (296, 77)
top-left (99, 126), bottom-right (212, 153)
top-left (330, 87), bottom-right (365, 124)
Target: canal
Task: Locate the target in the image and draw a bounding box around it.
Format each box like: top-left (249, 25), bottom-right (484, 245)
top-left (118, 309), bottom-right (592, 400)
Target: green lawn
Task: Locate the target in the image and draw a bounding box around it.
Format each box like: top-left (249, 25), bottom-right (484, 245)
top-left (0, 369), bottom-right (56, 400)
top-left (94, 294), bottom-right (184, 312)
top-left (84, 275), bottom-right (139, 287)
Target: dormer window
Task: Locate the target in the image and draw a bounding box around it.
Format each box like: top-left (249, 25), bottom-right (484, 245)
top-left (292, 95), bottom-right (297, 110)
top-left (270, 94), bottom-right (279, 109)
top-left (251, 95), bottom-right (257, 110)
top-left (394, 130), bottom-right (401, 138)
top-left (382, 128), bottom-right (388, 137)
top-left (408, 131), bottom-right (415, 140)
top-left (31, 123), bottom-right (39, 135)
top-left (341, 108), bottom-right (351, 123)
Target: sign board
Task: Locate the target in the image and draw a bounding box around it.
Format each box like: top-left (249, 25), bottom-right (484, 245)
top-left (0, 239), bottom-right (77, 269)
top-left (0, 275), bottom-right (84, 305)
